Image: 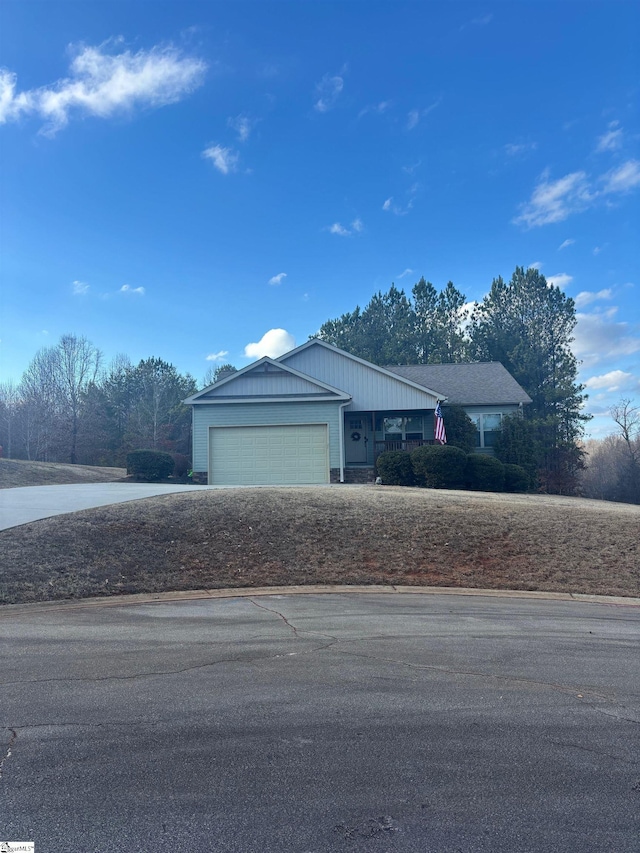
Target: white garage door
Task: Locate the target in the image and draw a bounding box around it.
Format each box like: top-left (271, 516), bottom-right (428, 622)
top-left (209, 424), bottom-right (329, 485)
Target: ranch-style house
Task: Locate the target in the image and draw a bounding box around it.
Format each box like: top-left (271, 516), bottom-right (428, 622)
top-left (184, 339), bottom-right (532, 485)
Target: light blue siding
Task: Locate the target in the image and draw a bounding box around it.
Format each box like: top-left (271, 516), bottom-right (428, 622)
top-left (463, 404), bottom-right (520, 418)
top-left (193, 400), bottom-right (344, 472)
top-left (201, 368), bottom-right (335, 398)
top-left (281, 345), bottom-right (439, 411)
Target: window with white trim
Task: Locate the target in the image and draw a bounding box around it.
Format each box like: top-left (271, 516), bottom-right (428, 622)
top-left (470, 413), bottom-right (503, 448)
top-left (375, 415), bottom-right (424, 442)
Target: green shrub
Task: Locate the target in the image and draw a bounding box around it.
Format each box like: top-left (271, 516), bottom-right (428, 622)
top-left (410, 444), bottom-right (467, 489)
top-left (170, 453), bottom-right (191, 478)
top-left (504, 463), bottom-right (530, 492)
top-left (465, 454), bottom-right (505, 492)
top-left (494, 413), bottom-right (538, 481)
top-left (375, 450), bottom-right (414, 486)
top-left (126, 449), bottom-right (175, 482)
top-left (441, 405), bottom-right (477, 454)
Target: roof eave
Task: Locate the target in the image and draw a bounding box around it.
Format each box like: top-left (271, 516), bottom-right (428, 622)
top-left (189, 393), bottom-right (351, 405)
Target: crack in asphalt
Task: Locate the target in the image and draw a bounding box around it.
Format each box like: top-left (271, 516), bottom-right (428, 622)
top-left (0, 728), bottom-right (17, 778)
top-left (590, 707), bottom-right (640, 725)
top-left (238, 602), bottom-right (631, 713)
top-left (2, 602), bottom-right (634, 718)
top-left (6, 722), bottom-right (106, 731)
top-left (0, 641), bottom-right (334, 687)
top-left (248, 598), bottom-right (338, 643)
top-left (328, 647), bottom-right (615, 702)
top-left (547, 738), bottom-right (637, 765)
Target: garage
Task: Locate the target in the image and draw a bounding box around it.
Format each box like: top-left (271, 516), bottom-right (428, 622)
top-left (209, 424), bottom-right (330, 485)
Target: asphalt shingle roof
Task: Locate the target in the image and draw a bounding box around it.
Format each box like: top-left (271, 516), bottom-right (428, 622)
top-left (386, 363), bottom-right (532, 407)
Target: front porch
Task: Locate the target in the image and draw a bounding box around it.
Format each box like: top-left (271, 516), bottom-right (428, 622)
top-left (373, 438), bottom-right (436, 457)
top-left (344, 410), bottom-right (438, 472)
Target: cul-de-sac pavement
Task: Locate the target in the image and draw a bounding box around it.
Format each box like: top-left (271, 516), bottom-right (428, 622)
top-left (1, 589), bottom-right (639, 852)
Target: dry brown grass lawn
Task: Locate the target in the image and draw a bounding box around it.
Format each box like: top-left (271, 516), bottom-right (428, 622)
top-left (1, 486), bottom-right (638, 604)
top-left (0, 459), bottom-right (126, 489)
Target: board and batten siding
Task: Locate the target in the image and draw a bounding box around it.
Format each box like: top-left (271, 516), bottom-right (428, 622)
top-left (281, 346), bottom-right (439, 411)
top-left (201, 370), bottom-right (329, 398)
top-left (192, 400), bottom-right (344, 473)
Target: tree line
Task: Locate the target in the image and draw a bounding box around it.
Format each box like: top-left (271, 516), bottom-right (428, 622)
top-left (0, 336), bottom-right (198, 467)
top-left (580, 400), bottom-right (640, 504)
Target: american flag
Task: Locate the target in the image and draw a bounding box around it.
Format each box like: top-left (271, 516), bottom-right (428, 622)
top-left (434, 402), bottom-right (447, 445)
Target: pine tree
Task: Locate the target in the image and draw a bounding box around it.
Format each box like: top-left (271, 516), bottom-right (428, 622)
top-left (468, 266), bottom-right (589, 492)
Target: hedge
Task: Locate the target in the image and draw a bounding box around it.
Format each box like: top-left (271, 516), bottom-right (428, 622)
top-left (126, 450), bottom-right (175, 482)
top-left (465, 454), bottom-right (505, 492)
top-left (504, 463), bottom-right (530, 493)
top-left (375, 450), bottom-right (415, 486)
top-left (410, 444), bottom-right (467, 489)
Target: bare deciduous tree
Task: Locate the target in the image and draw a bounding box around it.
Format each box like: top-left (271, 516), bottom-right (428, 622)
top-left (0, 380), bottom-right (20, 458)
top-left (20, 334), bottom-right (102, 463)
top-left (581, 400), bottom-right (640, 504)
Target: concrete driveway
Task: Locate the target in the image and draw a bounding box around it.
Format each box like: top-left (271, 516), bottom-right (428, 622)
top-left (0, 482), bottom-right (223, 530)
top-left (1, 591), bottom-right (639, 852)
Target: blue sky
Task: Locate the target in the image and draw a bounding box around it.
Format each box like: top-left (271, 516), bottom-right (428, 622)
top-left (1, 0), bottom-right (638, 438)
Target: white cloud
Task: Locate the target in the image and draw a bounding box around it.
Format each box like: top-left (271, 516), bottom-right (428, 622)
top-left (546, 272), bottom-right (573, 289)
top-left (528, 261), bottom-right (543, 270)
top-left (314, 72), bottom-right (344, 113)
top-left (202, 144), bottom-right (239, 174)
top-left (120, 284), bottom-right (145, 295)
top-left (505, 141), bottom-right (537, 157)
top-left (406, 99), bottom-right (441, 130)
top-left (358, 101), bottom-right (391, 119)
top-left (516, 160), bottom-right (640, 228)
top-left (575, 289), bottom-right (613, 308)
top-left (205, 350), bottom-right (229, 362)
top-left (573, 307), bottom-right (640, 367)
top-left (601, 159), bottom-right (640, 194)
top-left (228, 113), bottom-right (255, 142)
top-left (268, 272), bottom-right (287, 286)
top-left (0, 40), bottom-right (206, 134)
top-left (382, 186), bottom-right (417, 216)
top-left (459, 302), bottom-right (478, 332)
top-left (407, 110), bottom-right (420, 130)
top-left (585, 370), bottom-right (637, 392)
top-left (461, 13), bottom-right (494, 29)
top-left (514, 169), bottom-right (592, 228)
top-left (329, 222), bottom-right (350, 236)
top-left (397, 268), bottom-right (414, 279)
top-left (558, 238), bottom-right (575, 250)
top-left (327, 218), bottom-right (363, 236)
top-left (595, 122), bottom-right (623, 153)
top-left (243, 328), bottom-right (296, 359)
top-left (72, 280), bottom-right (89, 295)
top-left (402, 161), bottom-right (421, 175)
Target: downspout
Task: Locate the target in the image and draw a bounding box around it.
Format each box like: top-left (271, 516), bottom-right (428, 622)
top-left (338, 400), bottom-right (351, 483)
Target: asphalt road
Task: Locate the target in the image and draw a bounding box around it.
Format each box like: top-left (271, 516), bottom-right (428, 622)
top-left (1, 592), bottom-right (639, 852)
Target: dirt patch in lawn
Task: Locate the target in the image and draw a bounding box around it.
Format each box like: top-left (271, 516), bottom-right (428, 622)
top-left (0, 459), bottom-right (127, 489)
top-left (1, 486), bottom-right (638, 604)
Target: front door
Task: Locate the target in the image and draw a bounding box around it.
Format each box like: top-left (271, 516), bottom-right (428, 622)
top-left (345, 416), bottom-right (368, 464)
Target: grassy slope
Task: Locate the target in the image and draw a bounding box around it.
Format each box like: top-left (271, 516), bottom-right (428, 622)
top-left (0, 459), bottom-right (126, 489)
top-left (1, 486), bottom-right (638, 604)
